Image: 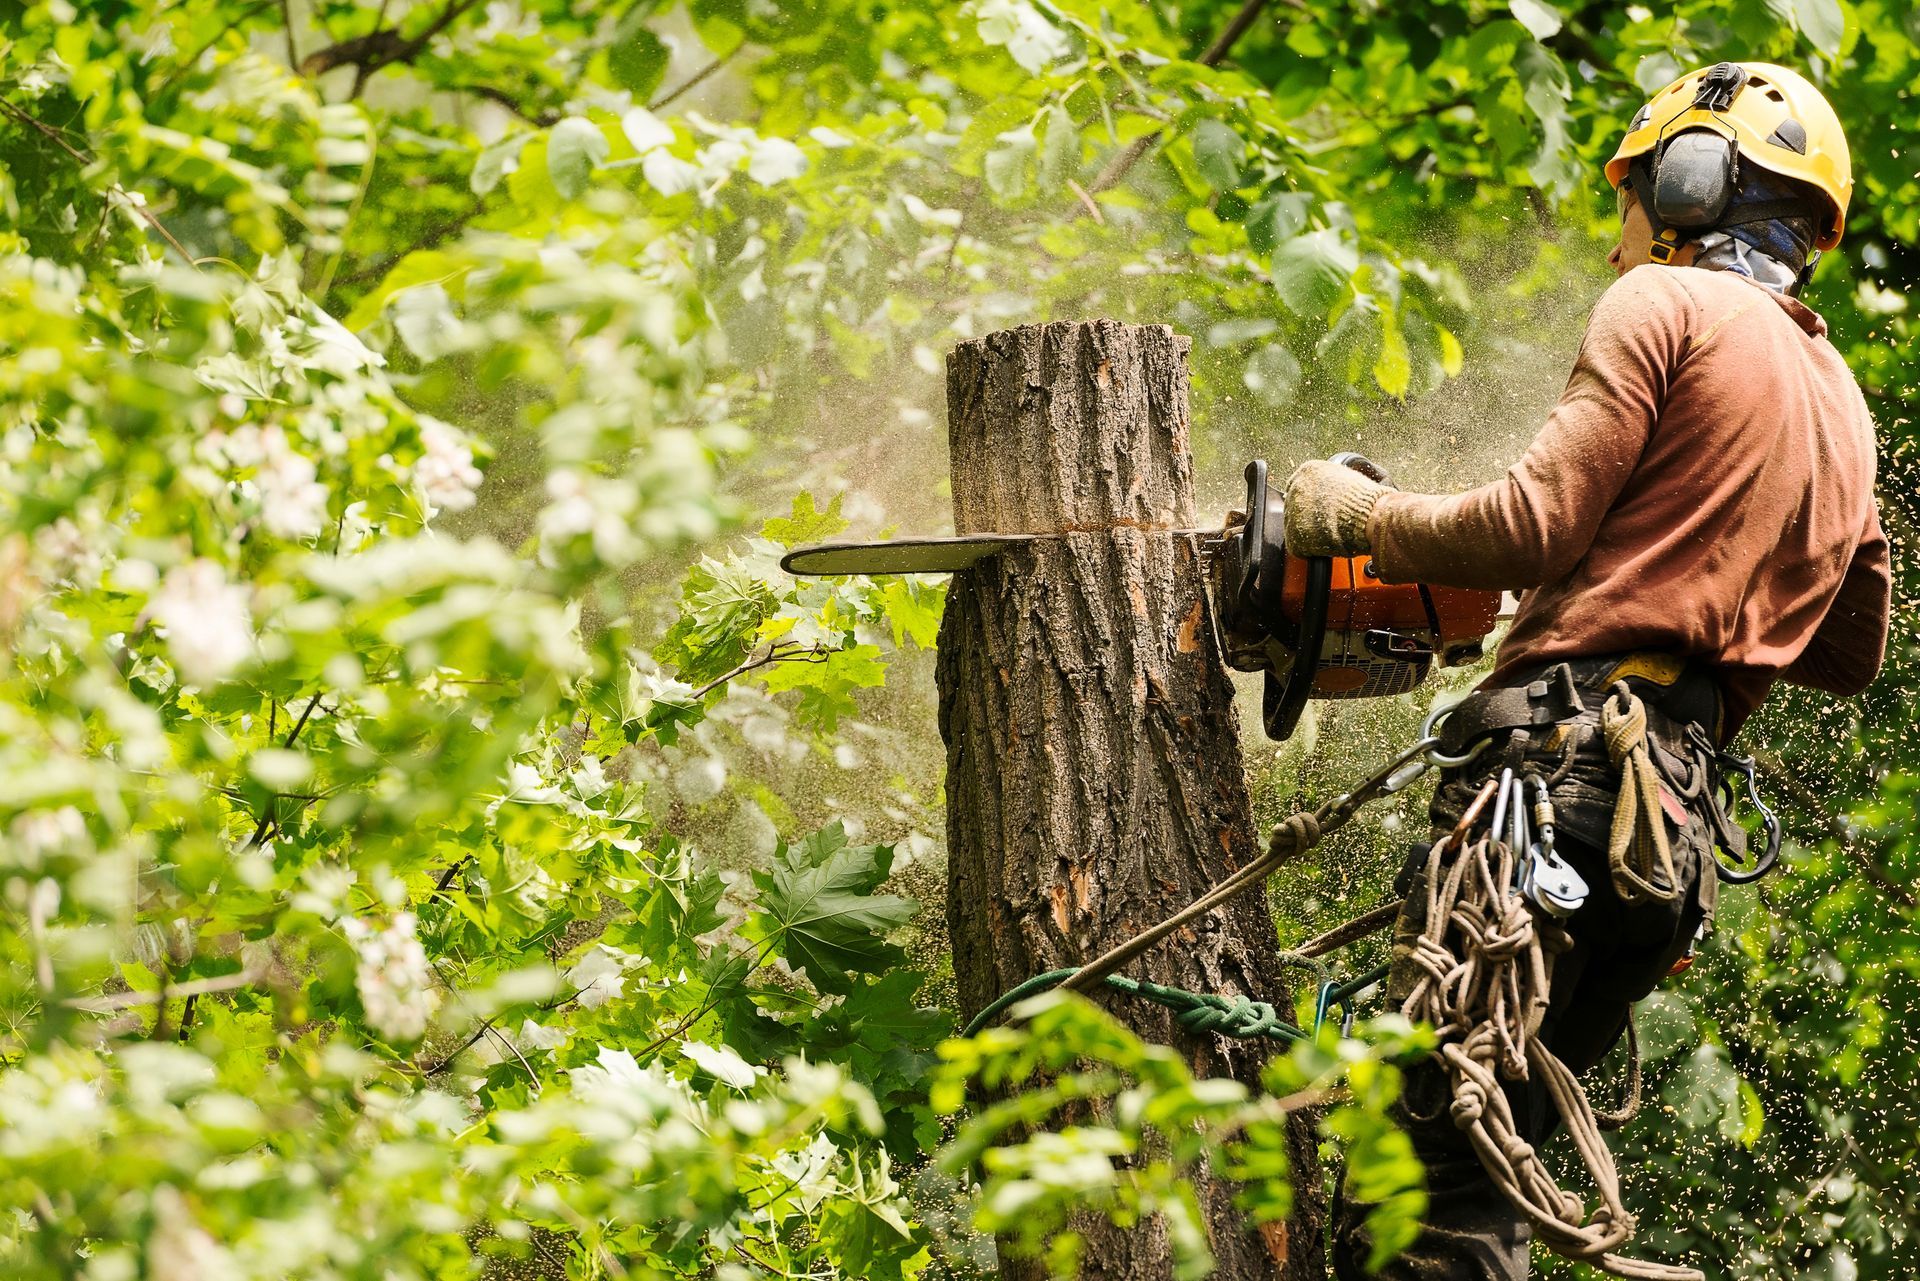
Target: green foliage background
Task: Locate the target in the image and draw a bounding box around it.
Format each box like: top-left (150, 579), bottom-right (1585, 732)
top-left (0, 0), bottom-right (1913, 1277)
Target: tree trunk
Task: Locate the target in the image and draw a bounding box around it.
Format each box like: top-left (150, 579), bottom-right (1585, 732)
top-left (936, 319), bottom-right (1323, 1280)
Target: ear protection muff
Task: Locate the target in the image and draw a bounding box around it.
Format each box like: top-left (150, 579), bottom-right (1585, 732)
top-left (1627, 130), bottom-right (1738, 264)
top-left (1652, 131), bottom-right (1739, 230)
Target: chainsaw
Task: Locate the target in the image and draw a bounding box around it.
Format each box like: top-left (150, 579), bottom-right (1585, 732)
top-left (780, 453), bottom-right (1502, 742)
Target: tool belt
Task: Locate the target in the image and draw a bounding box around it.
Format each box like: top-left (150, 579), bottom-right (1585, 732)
top-left (1428, 652), bottom-right (1780, 915)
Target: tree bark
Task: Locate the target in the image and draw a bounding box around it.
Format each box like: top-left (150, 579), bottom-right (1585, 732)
top-left (936, 319), bottom-right (1323, 1280)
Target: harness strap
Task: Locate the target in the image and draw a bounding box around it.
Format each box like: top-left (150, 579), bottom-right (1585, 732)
top-left (1601, 684), bottom-right (1682, 904)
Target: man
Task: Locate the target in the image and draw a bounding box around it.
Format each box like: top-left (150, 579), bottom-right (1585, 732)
top-left (1287, 63), bottom-right (1891, 1280)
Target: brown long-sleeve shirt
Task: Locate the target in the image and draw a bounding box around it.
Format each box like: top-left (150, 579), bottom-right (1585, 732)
top-left (1369, 264), bottom-right (1890, 739)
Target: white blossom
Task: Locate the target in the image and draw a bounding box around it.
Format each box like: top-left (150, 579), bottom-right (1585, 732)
top-left (33, 517), bottom-right (99, 585)
top-left (148, 1187), bottom-right (240, 1281)
top-left (683, 1040), bottom-right (763, 1089)
top-left (7, 806), bottom-right (87, 868)
top-left (566, 945), bottom-right (630, 1009)
top-left (414, 416), bottom-right (483, 515)
top-left (343, 911), bottom-right (439, 1042)
top-left (519, 1019), bottom-right (571, 1052)
top-left (254, 425), bottom-right (330, 540)
top-left (149, 560), bottom-right (254, 686)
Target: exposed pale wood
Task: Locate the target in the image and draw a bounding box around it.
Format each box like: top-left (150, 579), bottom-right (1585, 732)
top-left (936, 319), bottom-right (1322, 1280)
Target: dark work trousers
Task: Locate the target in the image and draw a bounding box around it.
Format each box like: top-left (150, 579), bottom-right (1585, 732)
top-left (1329, 823), bottom-right (1710, 1280)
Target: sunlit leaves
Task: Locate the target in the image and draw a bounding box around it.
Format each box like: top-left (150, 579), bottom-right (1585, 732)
top-left (747, 822), bottom-right (918, 994)
top-left (1271, 228), bottom-right (1359, 321)
top-left (546, 116), bottom-right (610, 199)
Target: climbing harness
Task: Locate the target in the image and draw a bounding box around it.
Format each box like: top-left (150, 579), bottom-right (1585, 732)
top-left (966, 665), bottom-right (1779, 1281)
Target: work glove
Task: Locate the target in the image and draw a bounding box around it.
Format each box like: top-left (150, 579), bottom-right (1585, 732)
top-left (1282, 458), bottom-right (1386, 557)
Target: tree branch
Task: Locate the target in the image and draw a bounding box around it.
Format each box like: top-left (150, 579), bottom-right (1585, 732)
top-left (451, 82), bottom-right (559, 127)
top-left (649, 50), bottom-right (737, 112)
top-left (300, 0), bottom-right (484, 83)
top-left (1082, 0), bottom-right (1282, 202)
top-left (689, 642), bottom-right (828, 700)
top-left (0, 99), bottom-right (198, 264)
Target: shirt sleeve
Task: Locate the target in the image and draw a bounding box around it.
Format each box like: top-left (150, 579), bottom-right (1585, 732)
top-left (1366, 266), bottom-right (1693, 591)
top-left (1782, 508), bottom-right (1892, 696)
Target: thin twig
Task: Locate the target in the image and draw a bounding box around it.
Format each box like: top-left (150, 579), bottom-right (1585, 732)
top-left (431, 856), bottom-right (472, 898)
top-left (1065, 177), bottom-right (1104, 224)
top-left (649, 51), bottom-right (736, 111)
top-left (416, 1014), bottom-right (500, 1076)
top-left (0, 99), bottom-right (198, 264)
top-left (689, 642), bottom-right (827, 700)
top-left (243, 691), bottom-right (327, 848)
top-left (451, 82), bottom-right (559, 127)
top-left (280, 0), bottom-right (300, 69)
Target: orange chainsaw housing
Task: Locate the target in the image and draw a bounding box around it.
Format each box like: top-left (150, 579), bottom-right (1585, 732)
top-left (1280, 554), bottom-right (1502, 698)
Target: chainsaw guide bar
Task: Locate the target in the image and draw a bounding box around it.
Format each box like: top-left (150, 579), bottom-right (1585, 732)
top-left (778, 533), bottom-right (1047, 576)
top-left (777, 529), bottom-right (1212, 577)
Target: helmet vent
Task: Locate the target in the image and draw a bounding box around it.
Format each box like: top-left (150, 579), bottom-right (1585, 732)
top-left (1769, 118), bottom-right (1808, 154)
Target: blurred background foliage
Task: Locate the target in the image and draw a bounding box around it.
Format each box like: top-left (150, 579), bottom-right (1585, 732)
top-left (0, 0), bottom-right (1913, 1276)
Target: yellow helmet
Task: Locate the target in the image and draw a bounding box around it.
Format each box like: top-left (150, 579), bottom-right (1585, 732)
top-left (1605, 62), bottom-right (1852, 251)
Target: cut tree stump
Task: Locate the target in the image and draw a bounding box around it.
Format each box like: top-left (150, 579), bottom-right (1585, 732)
top-left (935, 319), bottom-right (1323, 1280)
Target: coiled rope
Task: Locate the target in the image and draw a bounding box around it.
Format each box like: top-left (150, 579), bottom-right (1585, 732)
top-left (1400, 806), bottom-right (1701, 1281)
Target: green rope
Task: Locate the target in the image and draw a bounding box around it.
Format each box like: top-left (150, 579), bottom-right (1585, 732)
top-left (961, 963), bottom-right (1390, 1042)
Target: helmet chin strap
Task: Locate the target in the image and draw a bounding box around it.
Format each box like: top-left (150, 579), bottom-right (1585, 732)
top-left (1792, 249), bottom-right (1822, 297)
top-left (1626, 157), bottom-right (1688, 264)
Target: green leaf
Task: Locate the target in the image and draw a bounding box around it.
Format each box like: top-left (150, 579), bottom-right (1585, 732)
top-left (761, 492), bottom-right (848, 547)
top-left (880, 579), bottom-right (945, 649)
top-left (985, 126), bottom-right (1037, 200)
top-left (758, 644), bottom-right (888, 728)
top-left (1372, 310), bottom-right (1412, 399)
top-left (1796, 0), bottom-right (1846, 55)
top-left (607, 26), bottom-right (670, 98)
top-left (1508, 0), bottom-right (1563, 40)
top-left (1270, 229), bottom-right (1358, 321)
top-left (1633, 52), bottom-right (1683, 96)
top-left (1191, 119), bottom-right (1244, 191)
top-left (1038, 104), bottom-right (1079, 192)
top-left (749, 823), bottom-right (917, 993)
top-left (547, 117), bottom-right (610, 200)
top-left (470, 133), bottom-right (531, 197)
top-left (1633, 992), bottom-right (1699, 1062)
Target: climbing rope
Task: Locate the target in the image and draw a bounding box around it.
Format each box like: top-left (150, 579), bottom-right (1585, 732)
top-left (960, 962), bottom-right (1391, 1042)
top-left (1056, 734), bottom-right (1442, 998)
top-left (1400, 823), bottom-right (1698, 1281)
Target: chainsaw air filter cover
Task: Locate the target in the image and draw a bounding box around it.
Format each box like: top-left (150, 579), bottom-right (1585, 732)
top-left (1216, 456), bottom-right (1501, 742)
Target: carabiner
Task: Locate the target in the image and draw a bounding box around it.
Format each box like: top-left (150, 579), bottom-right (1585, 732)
top-left (1420, 700), bottom-right (1493, 769)
top-left (1712, 753), bottom-right (1783, 884)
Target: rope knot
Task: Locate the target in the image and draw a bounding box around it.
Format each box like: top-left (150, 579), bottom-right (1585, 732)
top-left (1176, 992), bottom-right (1282, 1038)
top-left (1267, 812), bottom-right (1322, 862)
top-left (1449, 1082), bottom-right (1486, 1126)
